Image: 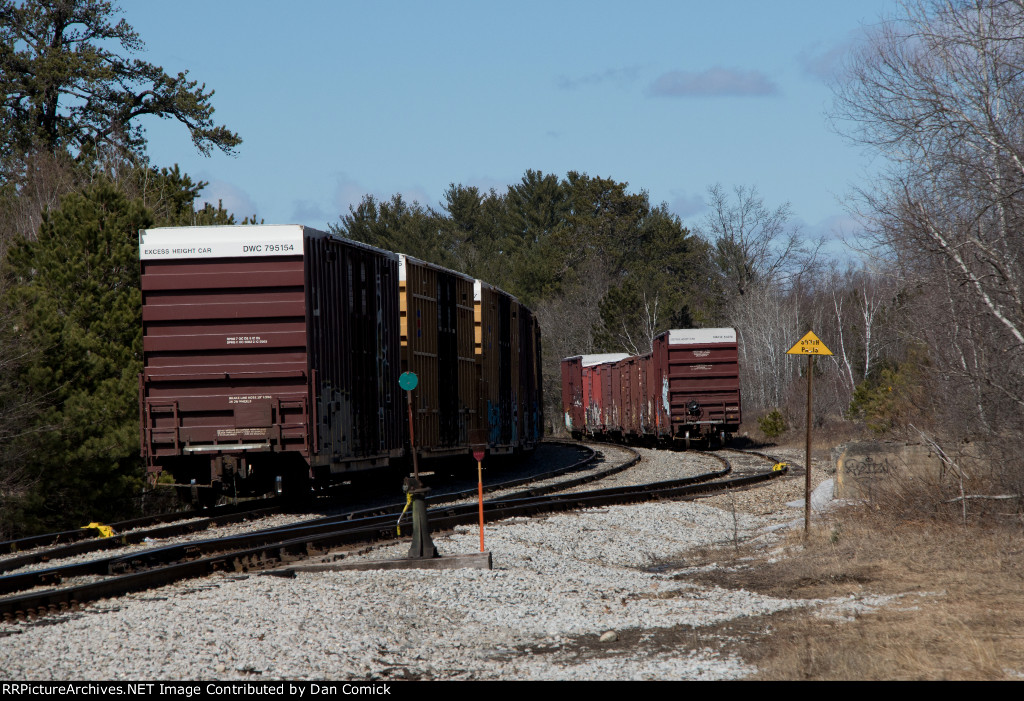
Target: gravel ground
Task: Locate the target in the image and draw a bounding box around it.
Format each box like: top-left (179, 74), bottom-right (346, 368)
top-left (556, 445), bottom-right (724, 492)
top-left (0, 446), bottom-right (844, 681)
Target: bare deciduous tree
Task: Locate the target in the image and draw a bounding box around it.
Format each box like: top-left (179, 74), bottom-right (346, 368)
top-left (824, 262), bottom-right (900, 394)
top-left (698, 183), bottom-right (818, 298)
top-left (535, 256), bottom-right (615, 432)
top-left (732, 284), bottom-right (801, 412)
top-left (695, 184), bottom-right (823, 415)
top-left (832, 0), bottom-right (1024, 425)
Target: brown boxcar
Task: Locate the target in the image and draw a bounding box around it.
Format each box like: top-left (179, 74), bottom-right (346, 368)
top-left (596, 359), bottom-right (616, 434)
top-left (518, 306), bottom-right (543, 448)
top-left (560, 356), bottom-right (585, 436)
top-left (624, 356), bottom-right (643, 437)
top-left (639, 354), bottom-right (653, 435)
top-left (474, 280), bottom-right (528, 453)
top-left (139, 226), bottom-right (404, 496)
top-left (560, 354), bottom-right (627, 438)
top-left (140, 225), bottom-right (544, 500)
top-left (616, 357), bottom-right (633, 436)
top-left (650, 328), bottom-right (741, 446)
top-left (305, 233), bottom-right (404, 474)
top-left (474, 280), bottom-right (542, 452)
top-left (607, 360), bottom-right (624, 435)
top-left (398, 255), bottom-right (477, 456)
top-left (582, 364), bottom-right (597, 431)
top-left (560, 328), bottom-right (740, 447)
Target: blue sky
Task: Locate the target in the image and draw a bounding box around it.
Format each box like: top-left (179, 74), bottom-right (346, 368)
top-left (129, 1), bottom-right (894, 244)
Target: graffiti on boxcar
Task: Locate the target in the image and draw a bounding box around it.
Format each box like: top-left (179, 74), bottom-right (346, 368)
top-left (511, 391), bottom-right (518, 442)
top-left (489, 401), bottom-right (502, 443)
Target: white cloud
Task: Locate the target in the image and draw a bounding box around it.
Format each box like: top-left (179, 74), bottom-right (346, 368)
top-left (668, 191), bottom-right (706, 218)
top-left (198, 180), bottom-right (259, 221)
top-left (291, 199), bottom-right (331, 226)
top-left (801, 212), bottom-right (865, 241)
top-left (797, 39), bottom-right (858, 82)
top-left (333, 172), bottom-right (371, 215)
top-left (556, 66), bottom-right (643, 90)
top-left (648, 67), bottom-right (779, 97)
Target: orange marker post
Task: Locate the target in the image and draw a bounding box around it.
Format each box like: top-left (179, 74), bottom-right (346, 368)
top-left (473, 449), bottom-right (486, 552)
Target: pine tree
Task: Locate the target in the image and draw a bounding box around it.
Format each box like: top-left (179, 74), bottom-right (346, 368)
top-left (4, 181), bottom-right (150, 531)
top-left (0, 0), bottom-right (241, 179)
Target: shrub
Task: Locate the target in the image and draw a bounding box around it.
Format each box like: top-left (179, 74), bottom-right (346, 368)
top-left (758, 409), bottom-right (788, 438)
top-left (847, 359), bottom-right (924, 434)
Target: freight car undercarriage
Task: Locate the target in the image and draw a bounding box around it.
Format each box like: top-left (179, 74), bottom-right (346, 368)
top-left (156, 442), bottom-right (534, 506)
top-left (155, 448), bottom-right (407, 505)
top-left (576, 422), bottom-right (736, 449)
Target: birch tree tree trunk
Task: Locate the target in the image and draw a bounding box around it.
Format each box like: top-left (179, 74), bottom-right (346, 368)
top-left (832, 0), bottom-right (1024, 429)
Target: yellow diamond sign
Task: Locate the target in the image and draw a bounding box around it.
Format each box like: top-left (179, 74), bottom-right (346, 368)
top-left (786, 330), bottom-right (833, 356)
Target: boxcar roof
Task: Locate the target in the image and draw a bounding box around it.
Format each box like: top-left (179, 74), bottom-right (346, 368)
top-left (139, 225), bottom-right (402, 262)
top-left (661, 328), bottom-right (737, 345)
top-left (398, 253), bottom-right (475, 283)
top-left (581, 353), bottom-right (630, 366)
top-left (139, 224), bottom-right (325, 260)
top-left (559, 353), bottom-right (631, 365)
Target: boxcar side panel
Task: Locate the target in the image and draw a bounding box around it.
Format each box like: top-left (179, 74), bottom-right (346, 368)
top-left (561, 356), bottom-right (584, 435)
top-left (519, 309), bottom-right (542, 447)
top-left (400, 256), bottom-right (476, 455)
top-left (475, 281), bottom-right (517, 452)
top-left (307, 236), bottom-right (403, 475)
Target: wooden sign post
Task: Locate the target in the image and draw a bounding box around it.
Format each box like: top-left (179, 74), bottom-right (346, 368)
top-left (786, 331), bottom-right (833, 535)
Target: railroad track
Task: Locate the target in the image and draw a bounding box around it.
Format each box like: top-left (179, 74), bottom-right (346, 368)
top-left (720, 446), bottom-right (801, 472)
top-left (0, 442), bottom-right (604, 597)
top-left (0, 447), bottom-right (785, 622)
top-left (0, 441), bottom-right (605, 574)
top-left (0, 495), bottom-right (283, 555)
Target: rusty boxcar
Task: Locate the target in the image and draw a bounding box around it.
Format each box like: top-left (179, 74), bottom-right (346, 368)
top-left (559, 353), bottom-right (628, 439)
top-left (560, 328), bottom-right (740, 446)
top-left (139, 225), bottom-right (542, 501)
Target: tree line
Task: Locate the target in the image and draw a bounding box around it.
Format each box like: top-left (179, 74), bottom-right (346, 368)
top-left (2, 0), bottom-right (1022, 536)
top-left (0, 0), bottom-right (242, 535)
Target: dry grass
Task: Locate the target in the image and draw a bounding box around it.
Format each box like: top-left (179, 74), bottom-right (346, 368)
top-left (680, 508), bottom-right (1024, 679)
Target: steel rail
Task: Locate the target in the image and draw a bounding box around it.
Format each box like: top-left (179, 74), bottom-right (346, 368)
top-left (104, 453), bottom-right (720, 578)
top-left (0, 507), bottom-right (283, 575)
top-left (0, 442), bottom-right (601, 575)
top-left (0, 496), bottom-right (283, 554)
top-left (0, 443), bottom-right (602, 595)
top-left (0, 459), bottom-right (786, 620)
